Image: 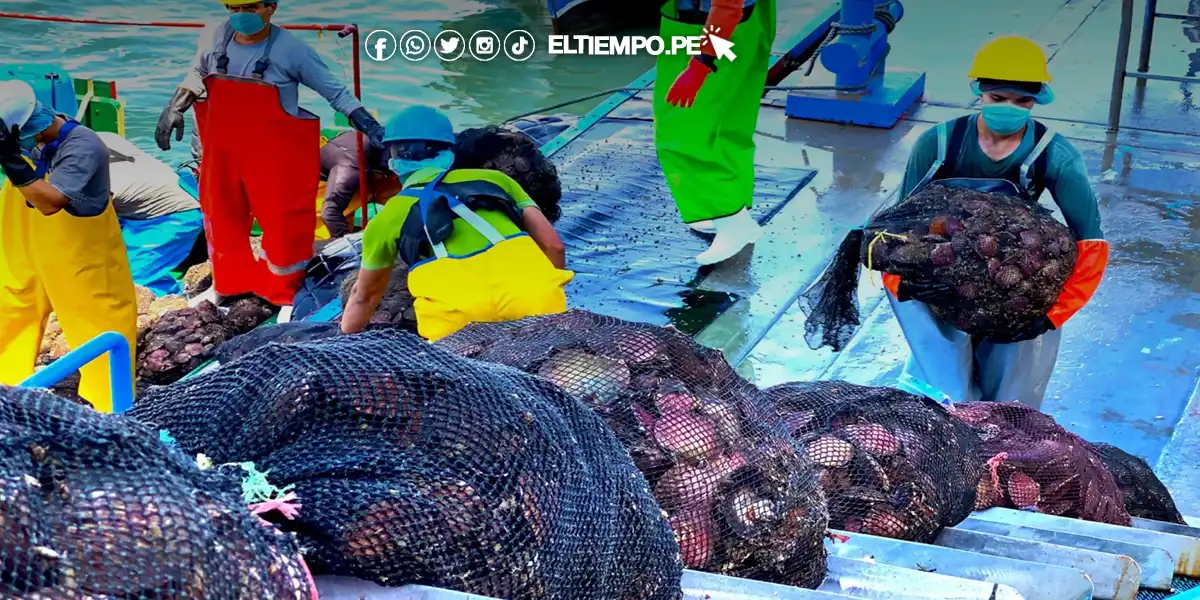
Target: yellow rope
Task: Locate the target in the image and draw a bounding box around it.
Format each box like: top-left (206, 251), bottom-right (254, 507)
top-left (865, 231), bottom-right (908, 283)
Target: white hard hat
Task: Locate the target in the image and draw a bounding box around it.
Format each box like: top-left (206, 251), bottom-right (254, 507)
top-left (0, 80), bottom-right (37, 130)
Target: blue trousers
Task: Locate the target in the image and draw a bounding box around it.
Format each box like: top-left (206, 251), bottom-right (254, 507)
top-left (887, 293), bottom-right (1062, 409)
top-left (120, 209), bottom-right (205, 296)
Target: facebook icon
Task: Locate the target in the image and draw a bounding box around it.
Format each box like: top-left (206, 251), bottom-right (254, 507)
top-left (365, 30), bottom-right (397, 61)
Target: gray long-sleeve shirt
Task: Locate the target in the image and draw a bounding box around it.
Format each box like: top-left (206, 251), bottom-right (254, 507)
top-left (181, 20), bottom-right (363, 117)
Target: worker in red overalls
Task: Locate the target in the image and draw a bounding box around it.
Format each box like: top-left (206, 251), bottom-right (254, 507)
top-left (154, 0), bottom-right (384, 306)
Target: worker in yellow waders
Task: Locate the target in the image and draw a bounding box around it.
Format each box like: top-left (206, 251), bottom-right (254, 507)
top-left (654, 0), bottom-right (776, 265)
top-left (340, 106), bottom-right (571, 341)
top-left (0, 80), bottom-right (137, 412)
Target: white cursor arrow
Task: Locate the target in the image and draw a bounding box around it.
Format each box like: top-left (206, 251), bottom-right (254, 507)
top-left (707, 32), bottom-right (736, 61)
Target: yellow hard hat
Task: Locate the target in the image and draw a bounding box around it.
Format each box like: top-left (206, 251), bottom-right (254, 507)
top-left (967, 36), bottom-right (1051, 83)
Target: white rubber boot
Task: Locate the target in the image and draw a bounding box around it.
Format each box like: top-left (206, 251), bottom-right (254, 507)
top-left (689, 220), bottom-right (716, 234)
top-left (695, 209), bottom-right (761, 265)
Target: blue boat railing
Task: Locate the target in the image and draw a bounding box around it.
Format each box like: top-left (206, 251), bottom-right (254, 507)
top-left (19, 331), bottom-right (135, 413)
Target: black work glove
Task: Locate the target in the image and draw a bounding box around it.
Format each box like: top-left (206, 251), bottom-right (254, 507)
top-left (1006, 316), bottom-right (1056, 343)
top-left (0, 120), bottom-right (37, 187)
top-left (347, 107), bottom-right (385, 148)
top-left (156, 88), bottom-right (196, 151)
top-left (895, 275), bottom-right (951, 304)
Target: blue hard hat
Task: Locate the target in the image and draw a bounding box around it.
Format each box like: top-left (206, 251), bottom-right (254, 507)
top-left (383, 105), bottom-right (455, 144)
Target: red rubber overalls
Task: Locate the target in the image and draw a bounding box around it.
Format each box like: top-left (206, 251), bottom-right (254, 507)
top-left (193, 25), bottom-right (319, 305)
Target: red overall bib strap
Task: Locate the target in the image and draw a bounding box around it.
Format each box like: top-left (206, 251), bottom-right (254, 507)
top-left (194, 74), bottom-right (320, 305)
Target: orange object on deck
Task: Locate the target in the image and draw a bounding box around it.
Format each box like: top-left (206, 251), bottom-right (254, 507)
top-left (194, 75), bottom-right (320, 305)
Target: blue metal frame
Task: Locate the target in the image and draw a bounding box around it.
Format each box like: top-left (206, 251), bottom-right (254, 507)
top-left (785, 0), bottom-right (926, 128)
top-left (20, 331), bottom-right (134, 413)
top-left (540, 70), bottom-right (658, 158)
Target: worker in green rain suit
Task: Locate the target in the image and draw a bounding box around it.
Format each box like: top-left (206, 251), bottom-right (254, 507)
top-left (654, 0), bottom-right (775, 265)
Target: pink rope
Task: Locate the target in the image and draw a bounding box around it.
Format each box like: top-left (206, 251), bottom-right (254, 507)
top-left (249, 492), bottom-right (302, 521)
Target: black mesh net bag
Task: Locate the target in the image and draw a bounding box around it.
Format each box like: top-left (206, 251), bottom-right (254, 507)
top-left (437, 310), bottom-right (829, 588)
top-left (950, 402), bottom-right (1131, 525)
top-left (214, 322), bottom-right (344, 363)
top-left (453, 125), bottom-right (562, 222)
top-left (1089, 442), bottom-right (1184, 524)
top-left (128, 330), bottom-right (682, 599)
top-left (758, 381), bottom-right (982, 542)
top-left (0, 386), bottom-right (315, 599)
top-left (802, 183), bottom-right (1078, 351)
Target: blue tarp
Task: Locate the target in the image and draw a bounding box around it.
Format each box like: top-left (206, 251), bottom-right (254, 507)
top-left (120, 209), bottom-right (204, 296)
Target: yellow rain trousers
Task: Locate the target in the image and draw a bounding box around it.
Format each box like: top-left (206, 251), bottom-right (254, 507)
top-left (0, 180), bottom-right (138, 413)
top-left (406, 175), bottom-right (573, 342)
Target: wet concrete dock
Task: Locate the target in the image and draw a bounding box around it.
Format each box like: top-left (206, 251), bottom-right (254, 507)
top-left (663, 0), bottom-right (1199, 511)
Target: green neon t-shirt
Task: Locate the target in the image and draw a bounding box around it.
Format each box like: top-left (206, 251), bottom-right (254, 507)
top-left (360, 167), bottom-right (538, 270)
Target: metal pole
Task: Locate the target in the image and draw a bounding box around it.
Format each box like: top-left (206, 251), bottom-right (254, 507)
top-left (346, 25), bottom-right (371, 231)
top-left (0, 12), bottom-right (349, 31)
top-left (1136, 0), bottom-right (1157, 72)
top-left (1108, 0), bottom-right (1135, 132)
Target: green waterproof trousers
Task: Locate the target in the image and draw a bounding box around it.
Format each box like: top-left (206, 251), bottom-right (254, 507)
top-left (653, 0), bottom-right (776, 224)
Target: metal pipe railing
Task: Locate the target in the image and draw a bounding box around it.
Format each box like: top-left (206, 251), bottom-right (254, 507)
top-left (19, 331), bottom-right (134, 414)
top-left (1107, 0), bottom-right (1200, 132)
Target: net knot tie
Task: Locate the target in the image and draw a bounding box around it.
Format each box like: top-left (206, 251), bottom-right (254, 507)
top-left (865, 230), bottom-right (908, 282)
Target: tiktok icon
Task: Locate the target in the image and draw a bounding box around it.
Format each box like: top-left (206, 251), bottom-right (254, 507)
top-left (504, 30), bottom-right (536, 61)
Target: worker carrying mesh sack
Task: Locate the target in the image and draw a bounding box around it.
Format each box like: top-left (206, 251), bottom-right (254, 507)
top-left (340, 106), bottom-right (573, 341)
top-left (804, 36), bottom-right (1108, 409)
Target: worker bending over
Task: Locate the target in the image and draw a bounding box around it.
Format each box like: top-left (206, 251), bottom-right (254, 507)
top-left (318, 130), bottom-right (399, 239)
top-left (0, 80), bottom-right (138, 413)
top-left (155, 0), bottom-right (385, 306)
top-left (654, 0), bottom-right (776, 265)
top-left (885, 36), bottom-right (1107, 409)
top-left (341, 106), bottom-right (571, 340)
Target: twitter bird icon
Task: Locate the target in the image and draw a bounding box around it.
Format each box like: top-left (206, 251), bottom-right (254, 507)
top-left (435, 30), bottom-right (466, 61)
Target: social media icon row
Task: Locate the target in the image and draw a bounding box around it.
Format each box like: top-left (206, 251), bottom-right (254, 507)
top-left (364, 30), bottom-right (535, 62)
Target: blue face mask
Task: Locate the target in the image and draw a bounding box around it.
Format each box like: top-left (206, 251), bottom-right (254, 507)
top-left (229, 12), bottom-right (266, 35)
top-left (981, 103), bottom-right (1031, 136)
top-left (389, 150), bottom-right (455, 180)
top-left (18, 102), bottom-right (55, 151)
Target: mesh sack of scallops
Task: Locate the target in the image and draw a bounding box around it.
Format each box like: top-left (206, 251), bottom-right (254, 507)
top-left (137, 298), bottom-right (276, 385)
top-left (758, 382), bottom-right (983, 543)
top-left (1089, 442), bottom-right (1185, 524)
top-left (0, 386), bottom-right (316, 599)
top-left (215, 322), bottom-right (343, 363)
top-left (437, 310), bottom-right (830, 589)
top-left (802, 183), bottom-right (1078, 351)
top-left (129, 330), bottom-right (682, 600)
top-left (950, 401), bottom-right (1131, 525)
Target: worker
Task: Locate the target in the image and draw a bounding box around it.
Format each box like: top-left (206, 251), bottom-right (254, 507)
top-left (0, 80), bottom-right (138, 413)
top-left (101, 132), bottom-right (206, 296)
top-left (653, 0), bottom-right (776, 265)
top-left (318, 130), bottom-right (398, 239)
top-left (154, 0), bottom-right (386, 306)
top-left (884, 36), bottom-right (1108, 409)
top-left (340, 106), bottom-right (572, 341)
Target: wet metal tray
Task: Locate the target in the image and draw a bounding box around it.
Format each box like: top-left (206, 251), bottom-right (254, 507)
top-left (826, 529), bottom-right (1093, 600)
top-left (972, 508), bottom-right (1200, 577)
